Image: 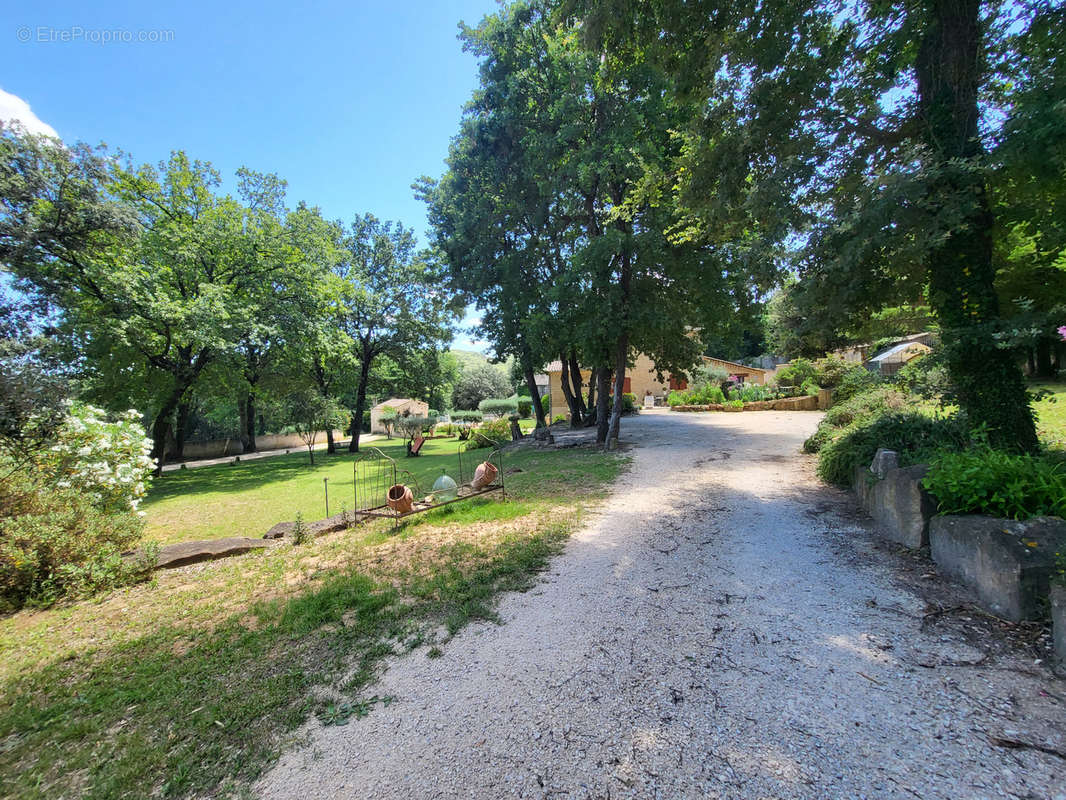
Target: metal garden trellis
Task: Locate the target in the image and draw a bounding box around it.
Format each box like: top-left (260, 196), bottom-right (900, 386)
top-left (352, 444), bottom-right (505, 528)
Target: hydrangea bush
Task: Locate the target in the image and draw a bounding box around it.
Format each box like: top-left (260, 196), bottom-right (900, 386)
top-left (39, 404), bottom-right (155, 514)
top-left (0, 403), bottom-right (156, 608)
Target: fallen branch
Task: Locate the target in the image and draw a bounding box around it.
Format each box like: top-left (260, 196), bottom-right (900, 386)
top-left (988, 735), bottom-right (1066, 761)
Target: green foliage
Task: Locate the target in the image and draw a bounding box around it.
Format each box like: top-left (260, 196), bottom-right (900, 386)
top-left (823, 387), bottom-right (908, 430)
top-left (894, 352), bottom-right (954, 401)
top-left (816, 413), bottom-right (971, 487)
top-left (291, 511), bottom-right (310, 546)
top-left (775, 359), bottom-right (817, 388)
top-left (833, 367), bottom-right (883, 404)
top-left (799, 378), bottom-right (821, 396)
top-left (621, 392), bottom-right (638, 413)
top-left (737, 384), bottom-right (774, 402)
top-left (922, 448), bottom-right (1066, 520)
top-left (478, 396), bottom-right (519, 418)
top-left (517, 398), bottom-right (533, 418)
top-left (465, 418), bottom-right (510, 450)
top-left (811, 357), bottom-right (853, 389)
top-left (452, 362), bottom-right (511, 410)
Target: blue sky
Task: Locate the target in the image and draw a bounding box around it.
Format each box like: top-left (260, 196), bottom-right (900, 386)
top-left (3, 0), bottom-right (496, 350)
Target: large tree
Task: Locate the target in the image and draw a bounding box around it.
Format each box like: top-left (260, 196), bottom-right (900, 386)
top-left (574, 0), bottom-right (1044, 450)
top-left (334, 214), bottom-right (458, 452)
top-left (425, 2), bottom-right (741, 445)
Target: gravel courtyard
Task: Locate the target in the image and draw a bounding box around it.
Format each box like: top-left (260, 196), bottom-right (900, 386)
top-left (257, 410), bottom-right (1066, 799)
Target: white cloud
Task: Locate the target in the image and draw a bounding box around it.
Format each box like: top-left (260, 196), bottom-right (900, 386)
top-left (0, 88), bottom-right (59, 138)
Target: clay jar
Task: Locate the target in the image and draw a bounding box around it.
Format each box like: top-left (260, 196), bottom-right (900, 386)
top-left (471, 460), bottom-right (498, 490)
top-left (387, 484), bottom-right (414, 514)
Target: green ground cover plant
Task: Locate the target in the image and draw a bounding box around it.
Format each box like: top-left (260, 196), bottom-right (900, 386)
top-left (922, 448), bottom-right (1066, 519)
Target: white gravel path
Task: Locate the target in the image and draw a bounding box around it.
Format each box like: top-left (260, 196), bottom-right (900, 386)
top-left (257, 409), bottom-right (1066, 799)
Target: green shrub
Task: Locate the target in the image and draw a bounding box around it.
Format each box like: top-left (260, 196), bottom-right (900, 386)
top-left (727, 399), bottom-right (744, 409)
top-left (668, 390), bottom-right (686, 407)
top-left (823, 386), bottom-right (907, 429)
top-left (894, 352), bottom-right (953, 400)
top-left (477, 397), bottom-right (518, 418)
top-left (621, 392), bottom-right (638, 413)
top-left (775, 358), bottom-right (817, 388)
top-left (552, 414), bottom-right (567, 424)
top-left (834, 367), bottom-right (883, 404)
top-left (816, 412), bottom-right (971, 487)
top-left (739, 384), bottom-right (774, 402)
top-left (465, 418), bottom-right (511, 450)
top-left (812, 357), bottom-right (854, 389)
top-left (922, 449), bottom-right (1066, 520)
top-left (517, 398), bottom-right (533, 418)
top-left (799, 378), bottom-right (821, 396)
top-left (0, 468), bottom-right (150, 609)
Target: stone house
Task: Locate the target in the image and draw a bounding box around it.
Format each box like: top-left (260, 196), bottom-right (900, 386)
top-left (369, 398), bottom-right (429, 434)
top-left (544, 354), bottom-right (767, 420)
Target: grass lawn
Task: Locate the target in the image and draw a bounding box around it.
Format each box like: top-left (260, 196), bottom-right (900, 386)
top-left (1031, 380), bottom-right (1066, 456)
top-left (145, 429), bottom-right (537, 545)
top-left (0, 439), bottom-right (626, 800)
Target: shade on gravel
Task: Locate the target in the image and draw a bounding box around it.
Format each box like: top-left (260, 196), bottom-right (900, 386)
top-left (257, 409), bottom-right (1066, 800)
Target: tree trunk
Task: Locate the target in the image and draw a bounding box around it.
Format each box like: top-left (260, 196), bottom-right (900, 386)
top-left (916, 0), bottom-right (1038, 452)
top-left (349, 350), bottom-right (373, 453)
top-left (1027, 348), bottom-right (1037, 377)
top-left (558, 352), bottom-right (583, 427)
top-left (607, 333), bottom-right (628, 446)
top-left (595, 368), bottom-right (611, 444)
top-left (244, 392), bottom-right (257, 453)
top-left (325, 428), bottom-right (336, 454)
top-left (568, 350), bottom-right (586, 420)
top-left (238, 393), bottom-right (250, 452)
top-left (150, 382), bottom-right (188, 474)
top-left (173, 400), bottom-right (191, 463)
top-left (1036, 338), bottom-right (1054, 378)
top-left (521, 345), bottom-right (548, 428)
top-left (586, 367), bottom-right (598, 427)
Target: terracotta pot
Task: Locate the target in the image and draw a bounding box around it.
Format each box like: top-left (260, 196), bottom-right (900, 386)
top-left (471, 460), bottom-right (498, 489)
top-left (386, 484), bottom-right (414, 514)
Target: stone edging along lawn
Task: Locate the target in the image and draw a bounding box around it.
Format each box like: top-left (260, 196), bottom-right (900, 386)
top-left (671, 395), bottom-right (819, 412)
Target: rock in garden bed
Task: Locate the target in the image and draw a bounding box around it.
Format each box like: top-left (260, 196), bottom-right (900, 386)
top-left (155, 537), bottom-right (275, 570)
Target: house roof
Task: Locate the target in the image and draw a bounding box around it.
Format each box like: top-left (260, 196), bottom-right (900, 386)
top-left (701, 355), bottom-right (767, 374)
top-left (869, 341), bottom-right (931, 363)
top-left (371, 398), bottom-right (423, 411)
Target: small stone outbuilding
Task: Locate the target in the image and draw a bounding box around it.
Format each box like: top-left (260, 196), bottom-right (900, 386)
top-left (369, 398), bottom-right (429, 434)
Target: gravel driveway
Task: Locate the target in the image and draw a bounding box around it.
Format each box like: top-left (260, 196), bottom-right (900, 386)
top-left (257, 409), bottom-right (1066, 799)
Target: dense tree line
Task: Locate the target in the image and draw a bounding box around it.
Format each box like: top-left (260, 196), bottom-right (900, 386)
top-left (425, 0), bottom-right (1063, 451)
top-left (0, 126), bottom-right (459, 472)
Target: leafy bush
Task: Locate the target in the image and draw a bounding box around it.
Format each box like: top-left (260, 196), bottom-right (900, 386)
top-left (738, 384), bottom-right (774, 402)
top-left (465, 418), bottom-right (511, 450)
top-left (894, 352), bottom-right (953, 400)
top-left (799, 378), bottom-right (821, 396)
top-left (816, 412), bottom-right (971, 487)
top-left (727, 399), bottom-right (744, 409)
top-left (517, 398), bottom-right (533, 418)
top-left (668, 384), bottom-right (726, 406)
top-left (477, 396), bottom-right (519, 418)
top-left (812, 357), bottom-right (854, 389)
top-left (452, 362), bottom-right (511, 410)
top-left (621, 392), bottom-right (637, 413)
top-left (775, 358), bottom-right (817, 388)
top-left (552, 414), bottom-right (567, 424)
top-left (833, 367), bottom-right (883, 404)
top-left (822, 387), bottom-right (907, 429)
top-left (922, 449), bottom-right (1066, 520)
top-left (1, 403), bottom-right (156, 609)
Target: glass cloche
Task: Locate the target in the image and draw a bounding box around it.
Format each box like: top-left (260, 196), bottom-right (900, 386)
top-left (432, 470), bottom-right (458, 501)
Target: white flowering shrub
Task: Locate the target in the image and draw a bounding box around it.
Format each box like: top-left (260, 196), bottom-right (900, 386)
top-left (38, 404), bottom-right (155, 515)
top-left (0, 403), bottom-right (157, 609)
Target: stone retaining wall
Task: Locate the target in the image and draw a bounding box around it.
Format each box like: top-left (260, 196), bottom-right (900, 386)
top-left (178, 430), bottom-right (347, 460)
